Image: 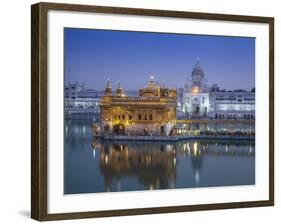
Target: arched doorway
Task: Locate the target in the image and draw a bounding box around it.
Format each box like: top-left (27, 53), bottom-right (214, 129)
top-left (113, 123), bottom-right (125, 135)
top-left (104, 124), bottom-right (109, 132)
top-left (143, 128), bottom-right (148, 135)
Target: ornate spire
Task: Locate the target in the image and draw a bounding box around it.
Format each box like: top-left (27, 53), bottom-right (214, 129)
top-left (106, 79), bottom-right (111, 88)
top-left (148, 75), bottom-right (156, 87)
top-left (104, 79), bottom-right (112, 96)
top-left (116, 80), bottom-right (124, 97)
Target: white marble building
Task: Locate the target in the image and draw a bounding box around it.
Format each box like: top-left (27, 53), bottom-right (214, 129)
top-left (208, 91), bottom-right (255, 119)
top-left (182, 59), bottom-right (210, 118)
top-left (180, 60), bottom-right (255, 120)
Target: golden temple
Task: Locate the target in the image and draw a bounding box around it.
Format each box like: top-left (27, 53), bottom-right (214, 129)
top-left (99, 76), bottom-right (177, 136)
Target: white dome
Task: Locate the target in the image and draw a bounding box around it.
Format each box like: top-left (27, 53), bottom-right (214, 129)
top-left (191, 59), bottom-right (205, 80)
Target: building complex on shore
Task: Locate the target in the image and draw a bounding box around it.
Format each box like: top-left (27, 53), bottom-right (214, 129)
top-left (65, 59), bottom-right (255, 137)
top-left (177, 59), bottom-right (255, 120)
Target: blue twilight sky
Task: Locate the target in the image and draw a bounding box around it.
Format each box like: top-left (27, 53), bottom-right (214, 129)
top-left (64, 28), bottom-right (255, 91)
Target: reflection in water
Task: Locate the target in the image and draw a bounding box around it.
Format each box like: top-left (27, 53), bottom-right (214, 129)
top-left (64, 120), bottom-right (255, 194)
top-left (190, 142), bottom-right (203, 186)
top-left (99, 142), bottom-right (177, 191)
top-left (94, 140), bottom-right (255, 192)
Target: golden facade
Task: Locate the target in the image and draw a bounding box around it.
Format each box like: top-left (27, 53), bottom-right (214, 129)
top-left (100, 77), bottom-right (177, 136)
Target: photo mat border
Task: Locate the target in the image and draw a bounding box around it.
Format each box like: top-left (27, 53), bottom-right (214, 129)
top-left (31, 2), bottom-right (274, 221)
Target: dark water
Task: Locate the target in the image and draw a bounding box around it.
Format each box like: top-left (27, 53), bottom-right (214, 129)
top-left (64, 120), bottom-right (255, 194)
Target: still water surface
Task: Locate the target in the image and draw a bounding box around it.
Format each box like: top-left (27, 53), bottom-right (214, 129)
top-left (64, 120), bottom-right (255, 194)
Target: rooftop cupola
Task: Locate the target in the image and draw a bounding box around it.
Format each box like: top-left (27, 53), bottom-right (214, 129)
top-left (116, 81), bottom-right (125, 97)
top-left (104, 79), bottom-right (112, 96)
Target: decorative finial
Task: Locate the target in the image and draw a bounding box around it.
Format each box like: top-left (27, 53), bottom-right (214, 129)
top-left (116, 80), bottom-right (124, 97)
top-left (148, 75), bottom-right (155, 86)
top-left (196, 58), bottom-right (200, 64)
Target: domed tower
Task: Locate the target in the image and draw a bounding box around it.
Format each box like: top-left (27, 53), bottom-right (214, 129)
top-left (183, 59), bottom-right (210, 119)
top-left (104, 79), bottom-right (112, 96)
top-left (139, 76), bottom-right (160, 97)
top-left (116, 81), bottom-right (125, 97)
top-left (191, 59), bottom-right (206, 93)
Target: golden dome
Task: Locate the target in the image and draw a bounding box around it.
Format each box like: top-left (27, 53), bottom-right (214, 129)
top-left (139, 76), bottom-right (159, 97)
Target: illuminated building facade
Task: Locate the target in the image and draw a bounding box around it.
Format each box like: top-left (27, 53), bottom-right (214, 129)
top-left (64, 82), bottom-right (100, 120)
top-left (208, 91), bottom-right (255, 119)
top-left (182, 59), bottom-right (210, 118)
top-left (181, 60), bottom-right (255, 119)
top-left (100, 76), bottom-right (177, 136)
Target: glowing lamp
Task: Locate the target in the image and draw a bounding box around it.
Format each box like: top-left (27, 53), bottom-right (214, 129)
top-left (192, 87), bottom-right (199, 93)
